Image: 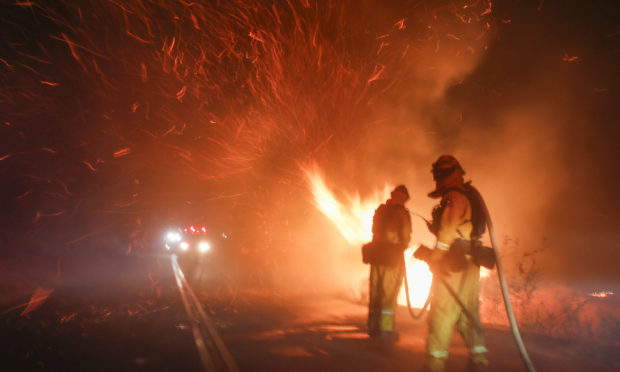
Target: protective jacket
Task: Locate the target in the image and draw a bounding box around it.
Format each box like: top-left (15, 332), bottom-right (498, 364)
top-left (370, 201), bottom-right (412, 264)
top-left (367, 200), bottom-right (411, 337)
top-left (434, 188), bottom-right (473, 250)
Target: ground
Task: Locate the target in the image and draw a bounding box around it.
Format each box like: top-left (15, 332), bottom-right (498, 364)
top-left (0, 254), bottom-right (618, 371)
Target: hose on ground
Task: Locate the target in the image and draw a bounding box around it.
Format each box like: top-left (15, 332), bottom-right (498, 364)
top-left (470, 186), bottom-right (536, 372)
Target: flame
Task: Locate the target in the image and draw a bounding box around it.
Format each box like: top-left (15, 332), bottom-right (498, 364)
top-left (400, 248), bottom-right (433, 308)
top-left (304, 165), bottom-right (433, 308)
top-left (304, 166), bottom-right (385, 246)
top-left (589, 291), bottom-right (613, 298)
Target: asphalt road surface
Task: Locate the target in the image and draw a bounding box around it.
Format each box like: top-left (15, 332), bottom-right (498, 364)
top-left (1, 254), bottom-right (618, 372)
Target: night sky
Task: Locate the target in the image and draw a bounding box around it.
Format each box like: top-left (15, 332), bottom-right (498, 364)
top-left (0, 0), bottom-right (618, 286)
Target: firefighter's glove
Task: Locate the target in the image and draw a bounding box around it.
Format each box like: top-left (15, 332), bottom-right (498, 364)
top-left (451, 239), bottom-right (474, 255)
top-left (451, 239), bottom-right (496, 269)
top-left (413, 245), bottom-right (433, 262)
top-left (414, 245), bottom-right (450, 276)
top-left (428, 258), bottom-right (450, 277)
top-left (472, 244), bottom-right (496, 269)
top-left (446, 241), bottom-right (468, 272)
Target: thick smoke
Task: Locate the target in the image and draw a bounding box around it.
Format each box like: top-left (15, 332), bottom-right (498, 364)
top-left (266, 1), bottom-right (620, 344)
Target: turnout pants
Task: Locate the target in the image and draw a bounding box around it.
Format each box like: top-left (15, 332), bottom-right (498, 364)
top-left (426, 259), bottom-right (487, 369)
top-left (368, 263), bottom-right (404, 335)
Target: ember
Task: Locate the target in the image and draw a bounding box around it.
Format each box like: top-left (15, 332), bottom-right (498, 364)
top-left (21, 287), bottom-right (55, 318)
top-left (589, 291), bottom-right (613, 298)
top-left (1, 0), bottom-right (618, 360)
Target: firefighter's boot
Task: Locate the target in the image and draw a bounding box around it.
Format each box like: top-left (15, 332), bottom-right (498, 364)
top-left (424, 356), bottom-right (447, 372)
top-left (466, 352), bottom-right (489, 372)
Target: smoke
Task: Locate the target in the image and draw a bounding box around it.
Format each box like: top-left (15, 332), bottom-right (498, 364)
top-left (255, 0), bottom-right (620, 343)
top-left (219, 0), bottom-right (496, 292)
top-left (1, 0), bottom-right (617, 343)
top-left (295, 0), bottom-right (620, 287)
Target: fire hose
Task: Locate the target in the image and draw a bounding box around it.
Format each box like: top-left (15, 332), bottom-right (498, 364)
top-left (473, 187), bottom-right (536, 372)
top-left (402, 258), bottom-right (431, 319)
top-left (406, 190), bottom-right (536, 372)
top-left (402, 260), bottom-right (483, 332)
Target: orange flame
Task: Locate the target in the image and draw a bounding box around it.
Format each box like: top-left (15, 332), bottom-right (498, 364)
top-left (304, 165), bottom-right (433, 308)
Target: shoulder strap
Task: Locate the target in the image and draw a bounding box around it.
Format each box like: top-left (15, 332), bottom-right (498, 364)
top-left (442, 184), bottom-right (487, 240)
top-left (463, 183), bottom-right (487, 240)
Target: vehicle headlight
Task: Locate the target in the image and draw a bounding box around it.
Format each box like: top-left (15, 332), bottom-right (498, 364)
top-left (166, 231), bottom-right (182, 243)
top-left (180, 241), bottom-right (189, 251)
top-left (198, 241), bottom-right (211, 253)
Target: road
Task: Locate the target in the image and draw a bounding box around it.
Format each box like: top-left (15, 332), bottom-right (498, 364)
top-left (200, 288), bottom-right (618, 372)
top-left (0, 253), bottom-right (618, 371)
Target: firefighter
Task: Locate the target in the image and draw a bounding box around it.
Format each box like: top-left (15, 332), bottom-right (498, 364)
top-left (424, 155), bottom-right (488, 372)
top-left (367, 185), bottom-right (412, 342)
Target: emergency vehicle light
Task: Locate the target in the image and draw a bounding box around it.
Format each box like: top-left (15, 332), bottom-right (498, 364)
top-left (199, 241), bottom-right (211, 253)
top-left (166, 231), bottom-right (182, 243)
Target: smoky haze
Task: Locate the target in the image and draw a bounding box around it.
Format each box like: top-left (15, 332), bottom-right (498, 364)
top-left (299, 0), bottom-right (620, 288)
top-left (0, 0), bottom-right (618, 303)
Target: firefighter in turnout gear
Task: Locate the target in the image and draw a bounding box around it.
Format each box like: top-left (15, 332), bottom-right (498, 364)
top-left (424, 155), bottom-right (488, 372)
top-left (367, 185), bottom-right (412, 342)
